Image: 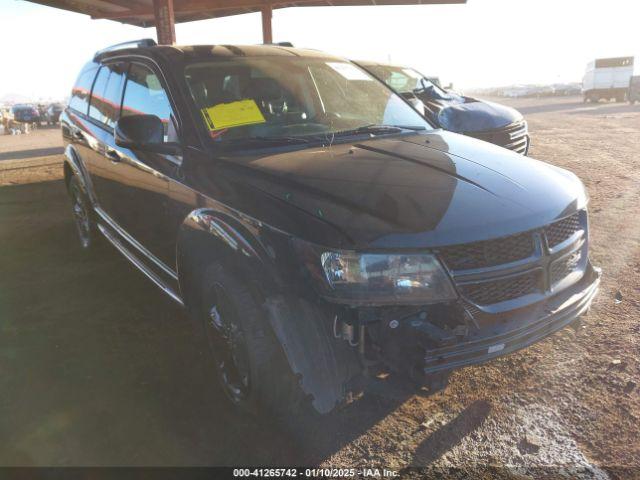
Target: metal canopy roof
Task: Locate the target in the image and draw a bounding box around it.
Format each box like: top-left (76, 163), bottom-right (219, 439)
top-left (28, 0), bottom-right (465, 27)
top-left (26, 0), bottom-right (465, 45)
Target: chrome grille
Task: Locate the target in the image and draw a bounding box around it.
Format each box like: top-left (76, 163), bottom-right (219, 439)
top-left (439, 210), bottom-right (587, 307)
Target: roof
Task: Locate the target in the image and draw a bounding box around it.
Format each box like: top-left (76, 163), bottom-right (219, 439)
top-left (96, 42), bottom-right (343, 62)
top-left (28, 0), bottom-right (466, 27)
top-left (177, 44), bottom-right (341, 59)
top-left (353, 59), bottom-right (404, 67)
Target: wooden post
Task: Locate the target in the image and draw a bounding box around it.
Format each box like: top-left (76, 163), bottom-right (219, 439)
top-left (261, 4), bottom-right (273, 44)
top-left (153, 0), bottom-right (176, 45)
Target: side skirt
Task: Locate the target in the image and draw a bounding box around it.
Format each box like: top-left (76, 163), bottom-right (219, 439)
top-left (95, 215), bottom-right (184, 307)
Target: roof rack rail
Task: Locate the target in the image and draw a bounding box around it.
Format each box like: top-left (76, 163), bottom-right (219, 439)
top-left (94, 38), bottom-right (157, 59)
top-left (263, 41), bottom-right (294, 47)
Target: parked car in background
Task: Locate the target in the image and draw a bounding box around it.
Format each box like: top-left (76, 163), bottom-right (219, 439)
top-left (582, 56), bottom-right (634, 102)
top-left (355, 61), bottom-right (530, 155)
top-left (62, 40), bottom-right (600, 430)
top-left (11, 104), bottom-right (40, 123)
top-left (37, 104), bottom-right (48, 120)
top-left (628, 76), bottom-right (640, 104)
top-left (45, 103), bottom-right (64, 125)
top-left (551, 83), bottom-right (582, 97)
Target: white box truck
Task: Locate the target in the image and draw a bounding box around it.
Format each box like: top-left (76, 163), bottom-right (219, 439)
top-left (582, 56), bottom-right (634, 102)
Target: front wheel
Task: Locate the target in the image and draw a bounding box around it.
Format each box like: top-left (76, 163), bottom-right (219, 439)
top-left (198, 263), bottom-right (319, 427)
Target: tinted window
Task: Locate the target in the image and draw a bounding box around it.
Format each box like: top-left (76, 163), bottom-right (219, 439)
top-left (122, 63), bottom-right (177, 141)
top-left (69, 61), bottom-right (99, 114)
top-left (88, 62), bottom-right (126, 127)
top-left (88, 66), bottom-right (109, 122)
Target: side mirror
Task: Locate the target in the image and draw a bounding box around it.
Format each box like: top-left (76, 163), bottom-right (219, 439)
top-left (115, 114), bottom-right (181, 155)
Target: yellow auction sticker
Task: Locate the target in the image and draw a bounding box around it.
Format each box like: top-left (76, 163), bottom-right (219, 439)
top-left (201, 99), bottom-right (266, 131)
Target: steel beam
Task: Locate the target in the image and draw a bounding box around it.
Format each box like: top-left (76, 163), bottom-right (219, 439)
top-left (153, 0), bottom-right (176, 44)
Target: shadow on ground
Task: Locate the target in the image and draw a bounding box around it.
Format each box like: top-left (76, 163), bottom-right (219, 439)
top-left (0, 147), bottom-right (64, 161)
top-left (566, 103), bottom-right (640, 116)
top-left (515, 100), bottom-right (640, 116)
top-left (0, 179), bottom-right (419, 466)
top-left (515, 101), bottom-right (585, 116)
top-left (410, 400), bottom-right (492, 467)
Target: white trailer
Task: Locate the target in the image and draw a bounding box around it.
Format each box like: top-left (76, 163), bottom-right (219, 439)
top-left (582, 56), bottom-right (634, 102)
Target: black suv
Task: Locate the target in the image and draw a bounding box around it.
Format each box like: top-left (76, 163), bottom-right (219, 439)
top-left (12, 104), bottom-right (40, 124)
top-left (61, 40), bottom-right (600, 426)
top-left (355, 61), bottom-right (530, 155)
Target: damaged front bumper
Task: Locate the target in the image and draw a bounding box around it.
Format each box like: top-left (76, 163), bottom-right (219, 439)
top-left (267, 261), bottom-right (600, 410)
top-left (357, 262), bottom-right (601, 389)
top-left (420, 262), bottom-right (600, 375)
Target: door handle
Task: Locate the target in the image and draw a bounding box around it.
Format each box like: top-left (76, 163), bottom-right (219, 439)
top-left (106, 148), bottom-right (122, 163)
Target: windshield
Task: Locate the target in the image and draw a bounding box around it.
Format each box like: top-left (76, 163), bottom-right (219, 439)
top-left (366, 65), bottom-right (450, 99)
top-left (184, 57), bottom-right (431, 144)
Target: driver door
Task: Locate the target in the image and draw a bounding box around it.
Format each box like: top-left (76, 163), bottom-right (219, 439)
top-left (107, 61), bottom-right (181, 269)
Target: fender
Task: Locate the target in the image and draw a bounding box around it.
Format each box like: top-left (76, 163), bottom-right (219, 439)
top-left (264, 295), bottom-right (360, 414)
top-left (177, 209), bottom-right (362, 412)
top-left (63, 144), bottom-right (96, 204)
top-left (176, 208), bottom-right (285, 311)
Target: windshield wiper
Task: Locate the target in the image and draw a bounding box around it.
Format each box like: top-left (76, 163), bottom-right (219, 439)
top-left (332, 124), bottom-right (426, 137)
top-left (223, 135), bottom-right (311, 146)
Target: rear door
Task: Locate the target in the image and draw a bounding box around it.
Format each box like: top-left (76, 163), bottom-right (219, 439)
top-left (65, 61), bottom-right (100, 199)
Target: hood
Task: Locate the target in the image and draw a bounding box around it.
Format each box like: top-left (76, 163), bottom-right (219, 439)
top-left (203, 131), bottom-right (586, 249)
top-left (415, 93), bottom-right (523, 133)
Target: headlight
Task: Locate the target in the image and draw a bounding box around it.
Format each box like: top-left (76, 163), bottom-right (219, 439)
top-left (314, 250), bottom-right (457, 305)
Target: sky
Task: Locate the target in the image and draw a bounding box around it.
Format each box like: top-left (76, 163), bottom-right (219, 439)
top-left (1, 0), bottom-right (639, 101)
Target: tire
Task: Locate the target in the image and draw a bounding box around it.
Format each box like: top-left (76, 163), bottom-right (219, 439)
top-left (68, 175), bottom-right (97, 250)
top-left (198, 262), bottom-right (320, 432)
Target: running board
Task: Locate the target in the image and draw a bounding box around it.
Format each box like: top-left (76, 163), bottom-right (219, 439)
top-left (97, 223), bottom-right (184, 306)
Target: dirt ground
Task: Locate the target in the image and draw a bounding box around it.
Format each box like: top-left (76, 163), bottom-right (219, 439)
top-left (0, 97), bottom-right (638, 477)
